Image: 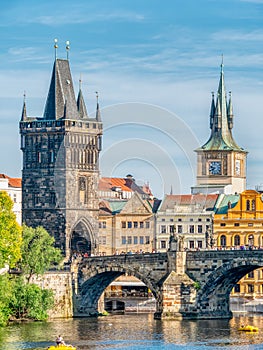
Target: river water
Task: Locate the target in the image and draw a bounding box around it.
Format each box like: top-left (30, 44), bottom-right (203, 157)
top-left (1, 313), bottom-right (263, 350)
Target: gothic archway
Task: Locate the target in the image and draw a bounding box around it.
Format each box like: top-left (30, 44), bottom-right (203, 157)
top-left (70, 219), bottom-right (95, 256)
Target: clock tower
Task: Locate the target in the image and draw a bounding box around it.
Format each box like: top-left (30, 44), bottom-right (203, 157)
top-left (192, 61), bottom-right (247, 195)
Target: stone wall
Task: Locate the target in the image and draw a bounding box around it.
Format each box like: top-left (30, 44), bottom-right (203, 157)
top-left (31, 271), bottom-right (73, 319)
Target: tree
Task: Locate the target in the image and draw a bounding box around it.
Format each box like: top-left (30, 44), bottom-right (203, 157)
top-left (20, 225), bottom-right (63, 283)
top-left (9, 276), bottom-right (54, 321)
top-left (0, 191), bottom-right (22, 268)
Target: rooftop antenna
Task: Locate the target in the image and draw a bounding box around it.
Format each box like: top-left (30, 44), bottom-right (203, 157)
top-left (66, 40), bottom-right (70, 60)
top-left (95, 91), bottom-right (99, 103)
top-left (54, 38), bottom-right (58, 59)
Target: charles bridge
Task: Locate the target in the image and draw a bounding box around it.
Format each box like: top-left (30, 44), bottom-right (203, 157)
top-left (72, 249), bottom-right (263, 320)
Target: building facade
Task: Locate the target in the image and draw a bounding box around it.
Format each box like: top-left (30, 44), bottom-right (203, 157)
top-left (214, 190), bottom-right (263, 300)
top-left (156, 194), bottom-right (218, 252)
top-left (192, 62), bottom-right (247, 195)
top-left (0, 174), bottom-right (22, 225)
top-left (20, 55), bottom-right (102, 257)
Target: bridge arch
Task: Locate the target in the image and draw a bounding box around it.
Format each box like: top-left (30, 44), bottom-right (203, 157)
top-left (75, 257), bottom-right (164, 316)
top-left (196, 257), bottom-right (263, 318)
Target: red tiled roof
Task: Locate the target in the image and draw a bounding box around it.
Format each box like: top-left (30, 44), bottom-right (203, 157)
top-left (99, 177), bottom-right (134, 192)
top-left (0, 174), bottom-right (22, 188)
top-left (160, 194), bottom-right (219, 211)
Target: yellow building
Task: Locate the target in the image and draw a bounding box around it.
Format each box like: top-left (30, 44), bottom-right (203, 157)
top-left (214, 190), bottom-right (263, 300)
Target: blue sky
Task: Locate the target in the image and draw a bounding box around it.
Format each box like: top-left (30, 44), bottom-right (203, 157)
top-left (0, 0), bottom-right (263, 198)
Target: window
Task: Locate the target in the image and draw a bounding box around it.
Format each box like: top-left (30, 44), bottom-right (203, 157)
top-left (140, 222), bottom-right (144, 228)
top-left (246, 200), bottom-right (250, 211)
top-left (248, 223), bottom-right (253, 227)
top-left (134, 222), bottom-right (138, 228)
top-left (220, 223), bottom-right (226, 227)
top-left (234, 284), bottom-right (240, 293)
top-left (220, 235), bottom-right (226, 247)
top-left (178, 218), bottom-right (182, 222)
top-left (177, 225), bottom-right (183, 233)
top-left (140, 236), bottom-right (144, 244)
top-left (170, 218), bottom-right (174, 222)
top-left (234, 223), bottom-right (240, 227)
top-left (206, 218), bottom-right (210, 222)
top-left (197, 225), bottom-right (202, 233)
top-left (248, 284), bottom-right (254, 293)
top-left (145, 236), bottom-right (150, 244)
top-left (161, 240), bottom-right (166, 249)
top-left (252, 199), bottom-right (256, 211)
top-left (99, 236), bottom-right (106, 245)
top-left (248, 235), bottom-right (254, 246)
top-left (13, 194), bottom-right (17, 203)
top-left (197, 241), bottom-right (203, 248)
top-left (161, 225), bottom-right (166, 233)
top-left (101, 221), bottom-right (106, 228)
top-left (169, 225), bottom-right (175, 233)
top-left (127, 221), bottom-right (132, 228)
top-left (127, 236), bottom-right (132, 245)
top-left (161, 218), bottom-right (165, 222)
top-left (121, 236), bottom-right (126, 245)
top-left (248, 271), bottom-right (254, 278)
top-left (198, 218), bottom-right (202, 222)
top-left (189, 241), bottom-right (194, 249)
top-left (122, 221), bottom-right (126, 229)
top-left (133, 236), bottom-right (138, 244)
top-left (189, 225), bottom-right (194, 233)
top-left (189, 218), bottom-right (193, 222)
top-left (145, 221), bottom-right (150, 228)
top-left (234, 235), bottom-right (240, 246)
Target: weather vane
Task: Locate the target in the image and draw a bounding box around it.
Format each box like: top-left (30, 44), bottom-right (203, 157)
top-left (54, 38), bottom-right (58, 59)
top-left (66, 40), bottom-right (70, 60)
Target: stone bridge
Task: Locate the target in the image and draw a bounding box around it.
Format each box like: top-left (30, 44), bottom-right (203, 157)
top-left (72, 250), bottom-right (263, 319)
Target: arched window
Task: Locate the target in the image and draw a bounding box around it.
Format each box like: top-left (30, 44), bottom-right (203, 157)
top-left (234, 235), bottom-right (240, 246)
top-left (220, 235), bottom-right (226, 247)
top-left (252, 199), bottom-right (256, 211)
top-left (246, 200), bottom-right (250, 211)
top-left (248, 235), bottom-right (254, 247)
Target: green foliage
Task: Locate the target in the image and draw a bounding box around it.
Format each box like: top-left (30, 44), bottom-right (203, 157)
top-left (193, 281), bottom-right (201, 290)
top-left (0, 191), bottom-right (22, 268)
top-left (9, 277), bottom-right (54, 321)
top-left (0, 275), bottom-right (13, 326)
top-left (20, 225), bottom-right (63, 282)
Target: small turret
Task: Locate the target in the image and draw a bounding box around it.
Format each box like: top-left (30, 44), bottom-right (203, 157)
top-left (96, 91), bottom-right (101, 122)
top-left (227, 91), bottom-right (234, 130)
top-left (20, 93), bottom-right (27, 121)
top-left (77, 78), bottom-right (88, 119)
top-left (209, 92), bottom-right (215, 129)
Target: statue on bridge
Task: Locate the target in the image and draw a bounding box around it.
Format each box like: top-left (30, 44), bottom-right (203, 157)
top-left (169, 234), bottom-right (184, 251)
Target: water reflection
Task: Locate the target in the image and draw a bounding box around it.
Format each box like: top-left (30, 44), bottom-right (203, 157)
top-left (1, 313), bottom-right (263, 350)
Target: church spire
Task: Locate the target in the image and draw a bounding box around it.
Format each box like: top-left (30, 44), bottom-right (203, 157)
top-left (20, 92), bottom-right (27, 121)
top-left (199, 60), bottom-right (243, 151)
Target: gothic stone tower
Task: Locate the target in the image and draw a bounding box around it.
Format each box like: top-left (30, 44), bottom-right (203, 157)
top-left (192, 62), bottom-right (247, 195)
top-left (20, 55), bottom-right (102, 257)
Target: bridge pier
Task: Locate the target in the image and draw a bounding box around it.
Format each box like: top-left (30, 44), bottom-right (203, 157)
top-left (154, 251), bottom-right (197, 319)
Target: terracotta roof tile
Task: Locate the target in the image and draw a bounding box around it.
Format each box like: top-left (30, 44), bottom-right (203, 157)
top-left (0, 174), bottom-right (21, 188)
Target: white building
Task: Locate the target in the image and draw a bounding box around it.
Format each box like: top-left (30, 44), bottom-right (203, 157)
top-left (0, 174), bottom-right (22, 225)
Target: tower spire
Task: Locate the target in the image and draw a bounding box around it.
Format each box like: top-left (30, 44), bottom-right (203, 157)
top-left (95, 91), bottom-right (101, 122)
top-left (20, 91), bottom-right (27, 121)
top-left (77, 75), bottom-right (88, 119)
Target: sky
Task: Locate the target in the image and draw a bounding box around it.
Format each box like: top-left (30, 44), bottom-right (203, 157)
top-left (0, 0), bottom-right (263, 198)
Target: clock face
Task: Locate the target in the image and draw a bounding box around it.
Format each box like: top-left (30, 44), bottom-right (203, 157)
top-left (209, 161), bottom-right (221, 175)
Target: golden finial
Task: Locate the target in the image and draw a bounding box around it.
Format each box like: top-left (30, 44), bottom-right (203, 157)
top-left (54, 38), bottom-right (58, 59)
top-left (66, 40), bottom-right (70, 60)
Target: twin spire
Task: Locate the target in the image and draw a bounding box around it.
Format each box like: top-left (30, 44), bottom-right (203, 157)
top-left (21, 40), bottom-right (101, 123)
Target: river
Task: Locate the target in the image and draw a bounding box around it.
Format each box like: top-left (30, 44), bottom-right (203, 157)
top-left (1, 313), bottom-right (263, 350)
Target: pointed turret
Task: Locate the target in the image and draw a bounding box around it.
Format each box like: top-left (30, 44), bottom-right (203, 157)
top-left (96, 92), bottom-right (101, 122)
top-left (43, 59), bottom-right (79, 120)
top-left (227, 91), bottom-right (234, 130)
top-left (20, 93), bottom-right (27, 121)
top-left (77, 79), bottom-right (88, 119)
top-left (198, 61), bottom-right (243, 151)
top-left (209, 92), bottom-right (215, 129)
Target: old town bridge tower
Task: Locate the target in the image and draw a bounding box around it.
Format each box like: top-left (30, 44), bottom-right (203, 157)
top-left (192, 61), bottom-right (247, 195)
top-left (19, 48), bottom-right (102, 257)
